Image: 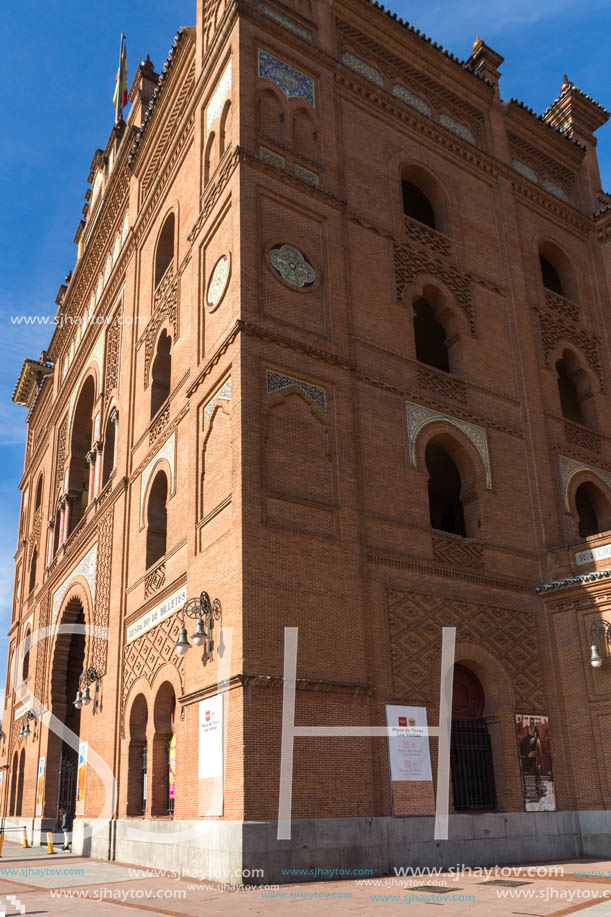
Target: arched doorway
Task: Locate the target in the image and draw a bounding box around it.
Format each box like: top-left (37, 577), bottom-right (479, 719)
top-left (48, 599), bottom-right (86, 824)
top-left (9, 750), bottom-right (18, 816)
top-left (450, 664), bottom-right (497, 811)
top-left (16, 748), bottom-right (26, 816)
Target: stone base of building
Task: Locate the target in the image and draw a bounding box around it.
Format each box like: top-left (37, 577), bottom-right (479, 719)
top-left (1, 816), bottom-right (61, 847)
top-left (67, 811), bottom-right (611, 884)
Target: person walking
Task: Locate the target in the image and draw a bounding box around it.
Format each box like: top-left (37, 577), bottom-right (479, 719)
top-left (61, 808), bottom-right (73, 851)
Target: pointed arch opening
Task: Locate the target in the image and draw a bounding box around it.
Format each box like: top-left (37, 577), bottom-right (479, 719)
top-left (150, 331), bottom-right (172, 420)
top-left (555, 349), bottom-right (595, 428)
top-left (22, 627), bottom-right (31, 682)
top-left (102, 414), bottom-right (116, 487)
top-left (127, 694), bottom-right (148, 816)
top-left (68, 375), bottom-right (96, 532)
top-left (152, 682), bottom-right (176, 816)
top-left (426, 442), bottom-right (467, 536)
top-left (34, 474), bottom-right (43, 512)
top-left (413, 298), bottom-right (450, 372)
top-left (539, 241), bottom-right (578, 301)
top-left (258, 89), bottom-right (285, 145)
top-left (154, 214), bottom-right (175, 289)
top-left (28, 547), bottom-right (38, 595)
top-left (574, 481), bottom-right (611, 538)
top-left (146, 470), bottom-right (168, 569)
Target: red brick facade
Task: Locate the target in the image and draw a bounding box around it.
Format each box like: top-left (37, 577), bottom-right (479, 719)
top-left (3, 0), bottom-right (611, 876)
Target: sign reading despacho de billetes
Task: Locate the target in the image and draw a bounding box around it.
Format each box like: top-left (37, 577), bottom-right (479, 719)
top-left (126, 585), bottom-right (187, 644)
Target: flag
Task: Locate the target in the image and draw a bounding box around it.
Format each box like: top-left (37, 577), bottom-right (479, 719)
top-left (113, 34), bottom-right (128, 122)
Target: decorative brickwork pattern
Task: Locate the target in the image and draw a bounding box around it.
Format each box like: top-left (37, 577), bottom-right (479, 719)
top-left (393, 241), bottom-right (474, 332)
top-left (417, 366), bottom-right (467, 404)
top-left (536, 309), bottom-right (602, 389)
top-left (563, 421), bottom-right (602, 454)
top-left (92, 508), bottom-right (113, 676)
top-left (403, 215), bottom-right (451, 257)
top-left (144, 562), bottom-right (166, 599)
top-left (386, 589), bottom-right (544, 709)
top-left (432, 534), bottom-right (484, 570)
top-left (149, 403), bottom-right (170, 446)
top-left (104, 314), bottom-right (122, 394)
top-left (544, 289), bottom-right (580, 323)
top-left (558, 454), bottom-right (611, 510)
top-left (54, 416), bottom-right (68, 500)
top-left (141, 265), bottom-right (179, 389)
top-left (121, 612), bottom-right (184, 736)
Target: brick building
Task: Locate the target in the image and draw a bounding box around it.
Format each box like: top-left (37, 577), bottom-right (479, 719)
top-left (3, 0), bottom-right (611, 882)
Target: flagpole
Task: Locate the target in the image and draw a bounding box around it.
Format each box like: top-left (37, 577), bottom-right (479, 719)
top-left (115, 33), bottom-right (125, 124)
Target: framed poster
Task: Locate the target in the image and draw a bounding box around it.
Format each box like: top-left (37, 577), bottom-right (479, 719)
top-left (76, 742), bottom-right (88, 811)
top-left (515, 714), bottom-right (556, 812)
top-left (385, 705), bottom-right (432, 781)
top-left (36, 757), bottom-right (45, 805)
top-left (168, 734), bottom-right (176, 802)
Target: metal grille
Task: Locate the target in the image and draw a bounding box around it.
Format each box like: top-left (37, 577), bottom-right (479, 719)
top-left (56, 755), bottom-right (76, 827)
top-left (450, 719), bottom-right (497, 811)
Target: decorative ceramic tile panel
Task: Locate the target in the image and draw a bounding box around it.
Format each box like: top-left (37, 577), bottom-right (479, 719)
top-left (204, 377), bottom-right (232, 425)
top-left (207, 60), bottom-right (232, 132)
top-left (140, 432), bottom-right (176, 526)
top-left (342, 52), bottom-right (384, 87)
top-left (512, 159), bottom-right (538, 183)
top-left (558, 455), bottom-right (611, 510)
top-left (258, 49), bottom-right (315, 106)
top-left (295, 165), bottom-right (319, 186)
top-left (52, 542), bottom-right (98, 623)
top-left (392, 84), bottom-right (432, 117)
top-left (270, 244), bottom-right (316, 288)
top-left (266, 369), bottom-right (326, 411)
top-left (543, 179), bottom-right (568, 202)
top-left (439, 114), bottom-right (476, 145)
top-left (207, 255), bottom-right (231, 310)
top-left (406, 402), bottom-right (492, 488)
top-left (260, 146), bottom-right (285, 168)
top-left (259, 2), bottom-right (313, 42)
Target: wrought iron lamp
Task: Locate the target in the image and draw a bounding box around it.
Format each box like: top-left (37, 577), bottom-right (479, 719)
top-left (174, 591), bottom-right (222, 663)
top-left (74, 668), bottom-right (101, 711)
top-left (590, 620), bottom-right (611, 669)
top-left (18, 711), bottom-right (37, 739)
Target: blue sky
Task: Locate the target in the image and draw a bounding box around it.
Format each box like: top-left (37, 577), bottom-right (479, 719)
top-left (0, 0), bottom-right (609, 690)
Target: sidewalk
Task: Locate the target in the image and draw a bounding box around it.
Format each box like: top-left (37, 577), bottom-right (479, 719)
top-left (0, 845), bottom-right (611, 916)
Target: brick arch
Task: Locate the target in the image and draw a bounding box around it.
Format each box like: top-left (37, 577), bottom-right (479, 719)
top-left (566, 469), bottom-right (611, 534)
top-left (68, 371), bottom-right (98, 448)
top-left (390, 152), bottom-right (454, 238)
top-left (141, 457), bottom-right (173, 529)
top-left (50, 592), bottom-right (91, 719)
top-left (413, 418), bottom-right (490, 494)
top-left (549, 339), bottom-right (601, 398)
top-left (257, 86), bottom-right (286, 145)
top-left (537, 235), bottom-right (580, 302)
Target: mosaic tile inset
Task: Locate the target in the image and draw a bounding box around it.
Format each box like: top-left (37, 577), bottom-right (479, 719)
top-left (406, 402), bottom-right (492, 488)
top-left (205, 377), bottom-right (232, 425)
top-left (512, 159), bottom-right (538, 183)
top-left (259, 2), bottom-right (313, 42)
top-left (266, 370), bottom-right (326, 411)
top-left (270, 245), bottom-right (316, 288)
top-left (392, 84), bottom-right (432, 117)
top-left (342, 52), bottom-right (384, 87)
top-left (52, 542), bottom-right (98, 623)
top-left (258, 49), bottom-right (315, 106)
top-left (439, 114), bottom-right (476, 145)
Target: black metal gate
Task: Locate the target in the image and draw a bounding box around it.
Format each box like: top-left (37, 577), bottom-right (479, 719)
top-left (56, 755), bottom-right (76, 827)
top-left (450, 719), bottom-right (497, 811)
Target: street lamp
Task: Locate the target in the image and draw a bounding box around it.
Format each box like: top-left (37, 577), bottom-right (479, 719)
top-left (590, 620), bottom-right (611, 669)
top-left (73, 668), bottom-right (101, 712)
top-left (174, 591), bottom-right (222, 664)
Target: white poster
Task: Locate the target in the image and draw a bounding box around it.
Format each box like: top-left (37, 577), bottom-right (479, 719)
top-left (199, 694), bottom-right (224, 779)
top-left (386, 705), bottom-right (432, 781)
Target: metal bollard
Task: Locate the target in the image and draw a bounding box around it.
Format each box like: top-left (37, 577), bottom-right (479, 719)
top-left (21, 828), bottom-right (28, 848)
top-left (0, 832), bottom-right (4, 857)
top-left (46, 832), bottom-right (54, 854)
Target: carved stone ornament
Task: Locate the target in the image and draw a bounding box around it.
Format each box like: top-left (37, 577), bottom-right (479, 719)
top-left (269, 245), bottom-right (316, 288)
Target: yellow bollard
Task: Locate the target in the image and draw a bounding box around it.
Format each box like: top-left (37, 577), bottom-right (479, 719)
top-left (46, 832), bottom-right (54, 854)
top-left (21, 828), bottom-right (28, 848)
top-left (0, 833), bottom-right (4, 857)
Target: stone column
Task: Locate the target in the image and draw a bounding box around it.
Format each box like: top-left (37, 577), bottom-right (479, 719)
top-left (86, 451), bottom-right (97, 505)
top-left (93, 440), bottom-right (104, 498)
top-left (46, 521), bottom-right (54, 566)
top-left (59, 498), bottom-right (68, 547)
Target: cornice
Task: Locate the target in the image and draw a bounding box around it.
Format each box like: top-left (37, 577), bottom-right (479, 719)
top-left (179, 672), bottom-right (374, 706)
top-left (367, 550), bottom-right (536, 594)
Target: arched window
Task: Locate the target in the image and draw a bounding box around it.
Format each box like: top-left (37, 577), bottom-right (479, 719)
top-left (413, 298), bottom-right (449, 372)
top-left (127, 695), bottom-right (148, 816)
top-left (34, 475), bottom-right (43, 512)
top-left (146, 471), bottom-right (168, 568)
top-left (540, 255), bottom-right (562, 295)
top-left (53, 502), bottom-right (62, 556)
top-left (220, 100), bottom-right (232, 158)
top-left (258, 89), bottom-right (284, 144)
top-left (293, 109), bottom-right (318, 161)
top-left (204, 131), bottom-right (218, 186)
top-left (555, 351), bottom-right (594, 427)
top-left (574, 482), bottom-right (611, 538)
top-left (150, 331), bottom-right (172, 420)
top-left (152, 682), bottom-right (176, 816)
top-left (402, 180), bottom-right (436, 229)
top-left (154, 214), bottom-right (175, 289)
top-left (68, 375), bottom-right (95, 532)
top-left (102, 414), bottom-right (116, 487)
top-left (22, 628), bottom-right (31, 682)
top-left (426, 443), bottom-right (467, 537)
top-left (538, 242), bottom-right (577, 300)
top-left (28, 548), bottom-right (38, 595)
